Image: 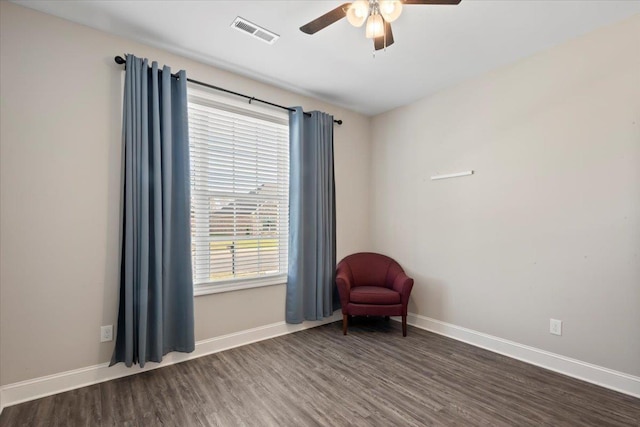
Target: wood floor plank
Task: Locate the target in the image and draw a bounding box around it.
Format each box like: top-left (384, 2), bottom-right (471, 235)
top-left (1, 319), bottom-right (638, 426)
top-left (17, 395), bottom-right (57, 427)
top-left (99, 376), bottom-right (137, 426)
top-left (52, 384), bottom-right (101, 427)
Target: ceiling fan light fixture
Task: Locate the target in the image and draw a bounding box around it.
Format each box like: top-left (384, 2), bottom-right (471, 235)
top-left (379, 0), bottom-right (403, 23)
top-left (346, 1), bottom-right (369, 27)
top-left (299, 0), bottom-right (461, 50)
top-left (365, 13), bottom-right (384, 39)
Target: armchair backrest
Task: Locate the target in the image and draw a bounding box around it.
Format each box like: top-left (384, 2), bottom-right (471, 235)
top-left (337, 252), bottom-right (405, 289)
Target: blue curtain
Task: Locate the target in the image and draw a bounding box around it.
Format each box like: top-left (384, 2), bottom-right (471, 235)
top-left (111, 55), bottom-right (195, 367)
top-left (286, 108), bottom-right (337, 324)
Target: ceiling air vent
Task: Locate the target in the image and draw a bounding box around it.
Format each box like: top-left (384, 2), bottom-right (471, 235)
top-left (231, 17), bottom-right (279, 45)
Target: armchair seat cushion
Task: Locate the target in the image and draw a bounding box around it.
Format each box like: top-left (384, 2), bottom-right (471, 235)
top-left (350, 286), bottom-right (400, 305)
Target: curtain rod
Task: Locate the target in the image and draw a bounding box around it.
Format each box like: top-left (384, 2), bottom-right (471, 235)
top-left (114, 56), bottom-right (343, 125)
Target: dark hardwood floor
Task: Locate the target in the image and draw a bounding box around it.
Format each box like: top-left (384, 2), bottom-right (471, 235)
top-left (1, 319), bottom-right (638, 426)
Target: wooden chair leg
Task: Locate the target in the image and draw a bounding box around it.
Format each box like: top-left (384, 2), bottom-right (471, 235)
top-left (343, 314), bottom-right (348, 335)
top-left (402, 315), bottom-right (407, 337)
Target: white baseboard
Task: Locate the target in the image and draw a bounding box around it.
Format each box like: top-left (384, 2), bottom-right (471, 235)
top-left (399, 313), bottom-right (640, 398)
top-left (0, 313), bottom-right (341, 412)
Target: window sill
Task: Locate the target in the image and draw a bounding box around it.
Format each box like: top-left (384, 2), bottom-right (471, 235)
top-left (194, 275), bottom-right (287, 296)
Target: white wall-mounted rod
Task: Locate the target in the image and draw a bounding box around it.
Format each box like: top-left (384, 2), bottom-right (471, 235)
top-left (430, 171), bottom-right (474, 181)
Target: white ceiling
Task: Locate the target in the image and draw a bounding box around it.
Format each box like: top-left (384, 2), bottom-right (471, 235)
top-left (14, 0), bottom-right (640, 116)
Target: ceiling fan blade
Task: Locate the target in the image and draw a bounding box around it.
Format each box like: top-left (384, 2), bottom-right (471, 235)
top-left (403, 0), bottom-right (461, 4)
top-left (374, 20), bottom-right (394, 51)
top-left (300, 3), bottom-right (351, 34)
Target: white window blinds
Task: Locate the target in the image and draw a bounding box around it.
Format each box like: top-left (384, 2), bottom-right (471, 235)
top-left (188, 88), bottom-right (289, 294)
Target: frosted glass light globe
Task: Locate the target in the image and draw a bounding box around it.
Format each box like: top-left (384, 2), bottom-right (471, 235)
top-left (379, 0), bottom-right (403, 22)
top-left (365, 14), bottom-right (384, 38)
top-left (347, 1), bottom-right (369, 27)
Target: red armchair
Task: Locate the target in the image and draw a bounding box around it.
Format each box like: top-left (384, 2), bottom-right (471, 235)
top-left (336, 252), bottom-right (414, 336)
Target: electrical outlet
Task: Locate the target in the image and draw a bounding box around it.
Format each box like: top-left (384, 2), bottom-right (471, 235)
top-left (101, 325), bottom-right (113, 342)
top-left (550, 319), bottom-right (562, 336)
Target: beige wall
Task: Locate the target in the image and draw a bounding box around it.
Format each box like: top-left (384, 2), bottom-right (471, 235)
top-left (0, 2), bottom-right (371, 385)
top-left (371, 15), bottom-right (640, 376)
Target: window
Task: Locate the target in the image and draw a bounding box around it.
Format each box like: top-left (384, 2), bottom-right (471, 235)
top-left (188, 86), bottom-right (289, 295)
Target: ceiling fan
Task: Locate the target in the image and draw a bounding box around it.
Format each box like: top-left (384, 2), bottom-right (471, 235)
top-left (300, 0), bottom-right (461, 51)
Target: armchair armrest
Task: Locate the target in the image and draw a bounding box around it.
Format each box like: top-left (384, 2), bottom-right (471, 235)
top-left (391, 272), bottom-right (414, 314)
top-left (335, 270), bottom-right (352, 313)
